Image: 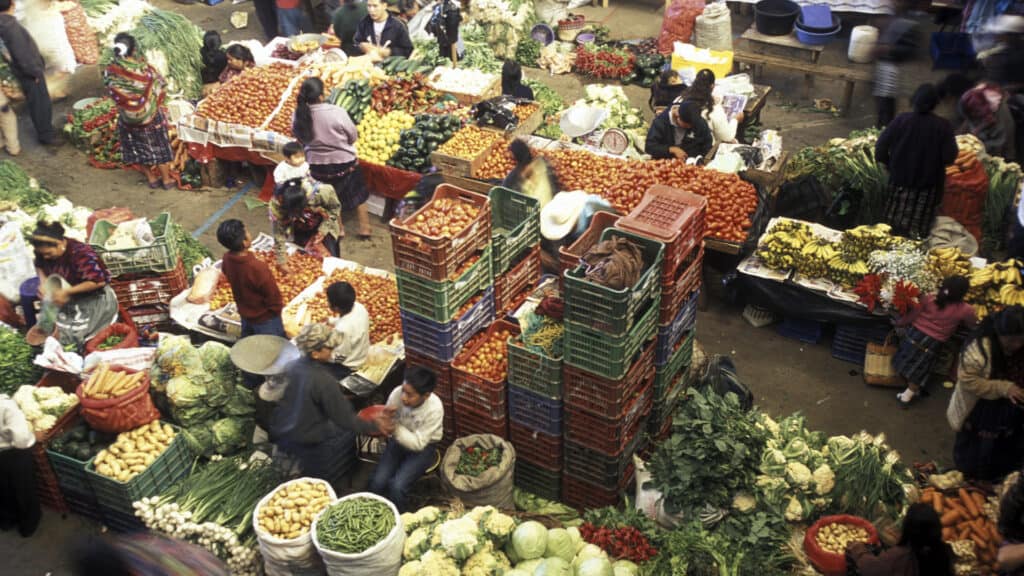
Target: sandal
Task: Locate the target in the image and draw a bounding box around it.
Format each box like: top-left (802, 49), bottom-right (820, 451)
top-left (162, 181), bottom-right (176, 190)
top-left (147, 180), bottom-right (161, 189)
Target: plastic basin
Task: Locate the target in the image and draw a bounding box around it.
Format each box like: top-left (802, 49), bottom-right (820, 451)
top-left (754, 0), bottom-right (800, 36)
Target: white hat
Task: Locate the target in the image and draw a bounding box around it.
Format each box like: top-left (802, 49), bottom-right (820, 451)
top-left (540, 190), bottom-right (589, 241)
top-left (986, 14), bottom-right (1024, 34)
top-left (230, 335), bottom-right (300, 376)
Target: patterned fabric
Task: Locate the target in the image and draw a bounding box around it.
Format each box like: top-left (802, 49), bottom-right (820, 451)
top-left (35, 238), bottom-right (110, 286)
top-left (103, 57), bottom-right (164, 126)
top-left (270, 179), bottom-right (341, 263)
top-left (893, 326), bottom-right (943, 387)
top-left (310, 161), bottom-right (369, 211)
top-left (882, 183), bottom-right (941, 239)
top-left (119, 111), bottom-right (172, 166)
top-left (873, 61), bottom-right (900, 98)
top-left (109, 533), bottom-right (230, 575)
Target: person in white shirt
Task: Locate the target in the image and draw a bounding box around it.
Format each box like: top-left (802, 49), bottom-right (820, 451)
top-left (326, 281), bottom-right (369, 375)
top-left (368, 367), bottom-right (443, 511)
top-left (0, 395), bottom-right (40, 537)
top-left (273, 141), bottom-right (312, 186)
top-left (685, 68), bottom-right (744, 145)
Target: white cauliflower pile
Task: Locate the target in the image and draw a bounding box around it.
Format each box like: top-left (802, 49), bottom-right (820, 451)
top-left (398, 505), bottom-right (517, 576)
top-left (13, 385), bottom-right (79, 433)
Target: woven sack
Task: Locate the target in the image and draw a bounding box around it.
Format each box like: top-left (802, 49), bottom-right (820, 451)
top-left (75, 366), bottom-right (160, 433)
top-left (441, 433), bottom-right (516, 509)
top-left (863, 332), bottom-right (903, 387)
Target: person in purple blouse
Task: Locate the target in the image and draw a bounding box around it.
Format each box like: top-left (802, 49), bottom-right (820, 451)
top-left (28, 221), bottom-right (118, 348)
top-left (292, 77), bottom-right (372, 240)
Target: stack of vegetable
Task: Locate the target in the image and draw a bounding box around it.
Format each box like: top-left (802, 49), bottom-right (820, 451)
top-left (170, 222), bottom-right (212, 281)
top-left (378, 56), bottom-right (435, 76)
top-left (256, 479), bottom-right (333, 540)
top-left (100, 10), bottom-right (204, 100)
top-left (291, 267), bottom-right (401, 342)
top-left (413, 26), bottom-right (502, 73)
top-left (575, 43), bottom-right (636, 80)
top-left (316, 496), bottom-right (397, 553)
top-left (398, 505), bottom-right (514, 574)
top-left (0, 326), bottom-right (42, 396)
top-left (12, 384), bottom-right (79, 434)
top-left (92, 421), bottom-right (177, 482)
top-left (49, 422), bottom-right (115, 463)
top-left (0, 160), bottom-right (56, 211)
top-left (981, 154), bottom-right (1023, 254)
top-left (435, 125), bottom-right (504, 160)
top-left (81, 364), bottom-right (145, 399)
top-left (465, 0), bottom-right (535, 60)
top-left (427, 67), bottom-right (499, 99)
top-left (356, 109), bottom-right (416, 164)
top-left (388, 113), bottom-right (461, 173)
top-left (626, 53), bottom-right (666, 87)
top-left (370, 74), bottom-right (439, 114)
top-left (455, 443), bottom-right (504, 477)
top-left (328, 79), bottom-right (373, 124)
top-left (136, 455), bottom-right (286, 574)
top-left (64, 97), bottom-right (122, 168)
top-left (921, 484), bottom-right (1002, 572)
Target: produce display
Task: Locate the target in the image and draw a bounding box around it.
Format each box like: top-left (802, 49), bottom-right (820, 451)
top-left (399, 505), bottom-right (517, 574)
top-left (453, 327), bottom-right (514, 382)
top-left (967, 259), bottom-right (1024, 320)
top-left (316, 496), bottom-right (396, 553)
top-left (297, 267), bottom-right (401, 343)
top-left (257, 479), bottom-right (333, 539)
top-left (370, 74), bottom-right (439, 114)
top-left (356, 109), bottom-right (416, 165)
top-left (579, 521), bottom-right (658, 563)
top-left (388, 113), bottom-right (461, 173)
top-left (454, 443), bottom-right (504, 477)
top-left (50, 422), bottom-right (114, 462)
top-left (12, 385), bottom-right (79, 434)
top-left (0, 326), bottom-right (42, 396)
top-left (427, 67), bottom-right (498, 97)
top-left (378, 55), bottom-right (435, 76)
top-left (65, 97), bottom-right (122, 167)
top-left (93, 421), bottom-right (177, 482)
top-left (920, 486), bottom-right (1001, 572)
top-left (328, 78), bottom-right (373, 124)
top-left (266, 60), bottom-right (386, 136)
top-left (813, 521), bottom-right (870, 555)
top-left (404, 196), bottom-right (483, 238)
top-left (104, 10), bottom-right (204, 100)
top-left (81, 364), bottom-right (146, 399)
top-left (574, 43), bottom-right (636, 79)
top-left (197, 64), bottom-right (296, 128)
top-left (435, 125), bottom-right (504, 160)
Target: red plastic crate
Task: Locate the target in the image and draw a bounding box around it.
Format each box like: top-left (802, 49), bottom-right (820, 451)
top-left (390, 184), bottom-right (492, 281)
top-left (495, 245), bottom-right (541, 315)
top-left (127, 304), bottom-right (172, 332)
top-left (450, 319), bottom-right (521, 419)
top-left (454, 402), bottom-right (508, 439)
top-left (110, 257), bottom-right (188, 308)
top-left (561, 465), bottom-right (635, 510)
top-left (509, 420), bottom-right (562, 470)
top-left (558, 210), bottom-right (619, 278)
top-left (564, 380), bottom-right (653, 456)
top-left (659, 242), bottom-right (703, 324)
top-left (616, 185), bottom-right (707, 283)
top-left (406, 349), bottom-right (454, 404)
top-left (31, 372), bottom-right (82, 513)
top-left (563, 344), bottom-right (655, 419)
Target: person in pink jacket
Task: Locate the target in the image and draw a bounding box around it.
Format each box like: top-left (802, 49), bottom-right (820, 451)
top-left (894, 275), bottom-right (976, 406)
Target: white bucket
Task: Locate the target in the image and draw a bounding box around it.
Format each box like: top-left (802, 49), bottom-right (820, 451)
top-left (848, 25), bottom-right (879, 64)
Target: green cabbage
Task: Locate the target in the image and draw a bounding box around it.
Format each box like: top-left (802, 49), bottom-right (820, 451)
top-left (533, 557), bottom-right (571, 576)
top-left (516, 559), bottom-right (543, 573)
top-left (572, 544), bottom-right (607, 572)
top-left (211, 417), bottom-right (253, 454)
top-left (222, 385), bottom-right (255, 417)
top-left (612, 560), bottom-right (640, 576)
top-left (198, 341), bottom-right (238, 406)
top-left (576, 557), bottom-right (614, 576)
top-left (181, 427), bottom-right (215, 456)
top-left (512, 521), bottom-right (548, 561)
top-left (544, 528), bottom-right (574, 562)
top-left (565, 526), bottom-right (583, 553)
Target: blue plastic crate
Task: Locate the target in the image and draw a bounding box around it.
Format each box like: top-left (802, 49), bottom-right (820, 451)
top-left (400, 287), bottom-right (495, 362)
top-left (776, 317), bottom-right (825, 344)
top-left (930, 32), bottom-right (975, 70)
top-left (509, 384), bottom-right (563, 436)
top-left (655, 290), bottom-right (698, 365)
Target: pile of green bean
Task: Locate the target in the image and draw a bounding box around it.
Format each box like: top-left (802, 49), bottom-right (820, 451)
top-left (316, 497), bottom-right (395, 554)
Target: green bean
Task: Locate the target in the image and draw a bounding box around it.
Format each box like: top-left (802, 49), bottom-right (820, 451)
top-left (316, 497), bottom-right (395, 554)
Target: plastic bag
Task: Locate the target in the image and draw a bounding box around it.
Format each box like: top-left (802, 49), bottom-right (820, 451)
top-left (22, 1), bottom-right (77, 73)
top-left (0, 221), bottom-right (36, 302)
top-left (311, 492), bottom-right (405, 576)
top-left (441, 434), bottom-right (516, 509)
top-left (658, 0), bottom-right (705, 55)
top-left (187, 266), bottom-right (223, 305)
top-left (76, 366), bottom-right (161, 433)
top-left (254, 478), bottom-right (337, 576)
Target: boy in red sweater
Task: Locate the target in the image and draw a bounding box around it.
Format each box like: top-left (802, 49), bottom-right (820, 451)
top-left (217, 219), bottom-right (285, 386)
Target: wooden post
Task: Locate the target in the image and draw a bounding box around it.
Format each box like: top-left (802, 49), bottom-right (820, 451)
top-left (451, 44), bottom-right (458, 66)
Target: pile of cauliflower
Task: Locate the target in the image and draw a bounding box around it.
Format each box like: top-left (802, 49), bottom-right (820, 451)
top-left (399, 505), bottom-right (516, 576)
top-left (12, 384), bottom-right (79, 433)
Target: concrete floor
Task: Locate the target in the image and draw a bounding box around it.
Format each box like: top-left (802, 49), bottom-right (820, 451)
top-left (2, 1), bottom-right (959, 572)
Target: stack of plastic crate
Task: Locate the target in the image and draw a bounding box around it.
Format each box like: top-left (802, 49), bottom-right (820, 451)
top-left (489, 186), bottom-right (542, 317)
top-left (561, 227), bottom-right (663, 509)
top-left (451, 319), bottom-right (521, 439)
top-left (617, 186), bottom-right (706, 437)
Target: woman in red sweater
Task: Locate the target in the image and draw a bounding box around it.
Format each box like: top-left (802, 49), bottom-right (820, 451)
top-left (894, 275), bottom-right (976, 406)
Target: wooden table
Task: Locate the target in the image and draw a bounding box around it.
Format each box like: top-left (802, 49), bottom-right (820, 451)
top-left (740, 25), bottom-right (825, 63)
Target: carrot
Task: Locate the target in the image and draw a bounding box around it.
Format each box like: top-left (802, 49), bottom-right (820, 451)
top-left (989, 523), bottom-right (1002, 542)
top-left (972, 520), bottom-right (990, 541)
top-left (972, 491), bottom-right (987, 511)
top-left (948, 499), bottom-right (970, 519)
top-left (941, 509), bottom-right (961, 526)
top-left (961, 488), bottom-right (981, 518)
top-left (920, 491), bottom-right (934, 504)
top-left (972, 533), bottom-right (989, 551)
top-left (933, 492), bottom-right (944, 515)
top-left (959, 526), bottom-right (972, 541)
top-left (942, 527), bottom-right (955, 541)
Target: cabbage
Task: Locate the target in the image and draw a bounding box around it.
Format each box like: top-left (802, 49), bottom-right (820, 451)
top-left (572, 544), bottom-right (607, 573)
top-left (222, 385), bottom-right (256, 417)
top-left (577, 557), bottom-right (614, 576)
top-left (211, 417), bottom-right (254, 454)
top-left (512, 521), bottom-right (548, 561)
top-left (181, 427), bottom-right (215, 456)
top-left (506, 570), bottom-right (531, 576)
top-left (565, 526), bottom-right (583, 552)
top-left (612, 560), bottom-right (640, 576)
top-left (516, 559), bottom-right (544, 573)
top-left (544, 528), bottom-right (574, 562)
top-left (533, 557), bottom-right (571, 576)
top-left (166, 375), bottom-right (206, 408)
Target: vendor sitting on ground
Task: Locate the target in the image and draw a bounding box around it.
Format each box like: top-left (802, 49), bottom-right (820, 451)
top-left (502, 138), bottom-right (558, 208)
top-left (218, 44), bottom-right (255, 84)
top-left (645, 100), bottom-right (713, 160)
top-left (847, 503), bottom-right (954, 575)
top-left (27, 221), bottom-right (117, 348)
top-left (354, 0), bottom-right (413, 61)
top-left (501, 61), bottom-right (534, 100)
top-left (893, 275), bottom-right (976, 407)
top-left (326, 281), bottom-right (370, 378)
top-left (272, 325), bottom-right (393, 489)
top-left (368, 366), bottom-right (443, 512)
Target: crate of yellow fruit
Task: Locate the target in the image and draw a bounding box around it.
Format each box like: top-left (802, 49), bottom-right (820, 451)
top-left (356, 109), bottom-right (414, 165)
top-left (430, 125), bottom-right (506, 178)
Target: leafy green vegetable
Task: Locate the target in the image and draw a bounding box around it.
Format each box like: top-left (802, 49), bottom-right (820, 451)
top-left (515, 39), bottom-right (541, 67)
top-left (0, 160), bottom-right (56, 211)
top-left (171, 222), bottom-right (212, 281)
top-left (0, 326), bottom-right (41, 396)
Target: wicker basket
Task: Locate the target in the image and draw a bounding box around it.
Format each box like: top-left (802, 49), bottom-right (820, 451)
top-left (863, 332), bottom-right (903, 387)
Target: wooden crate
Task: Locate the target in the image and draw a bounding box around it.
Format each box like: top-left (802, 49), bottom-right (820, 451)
top-left (435, 76), bottom-right (500, 106)
top-left (481, 105), bottom-right (544, 137)
top-left (430, 136), bottom-right (505, 178)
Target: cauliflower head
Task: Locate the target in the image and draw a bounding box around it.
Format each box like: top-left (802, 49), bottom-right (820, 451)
top-left (812, 464), bottom-right (835, 495)
top-left (483, 511), bottom-right (516, 542)
top-left (786, 461), bottom-right (813, 488)
top-left (419, 550), bottom-right (460, 576)
top-left (438, 516), bottom-right (481, 562)
top-left (403, 506), bottom-right (442, 533)
top-left (784, 496), bottom-right (805, 522)
top-left (463, 541), bottom-right (510, 576)
top-left (403, 526), bottom-right (431, 561)
top-left (732, 492), bottom-right (757, 513)
top-left (398, 561), bottom-right (423, 576)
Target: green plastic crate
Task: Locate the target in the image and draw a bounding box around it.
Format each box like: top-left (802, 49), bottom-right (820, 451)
top-left (84, 423), bottom-right (192, 517)
top-left (507, 333), bottom-right (563, 399)
top-left (489, 186), bottom-right (540, 277)
top-left (47, 449), bottom-right (94, 497)
top-left (514, 459), bottom-right (561, 502)
top-left (654, 330), bottom-right (693, 401)
top-left (564, 228), bottom-right (664, 336)
top-left (89, 212), bottom-right (178, 276)
top-left (564, 297), bottom-right (659, 380)
top-left (396, 245), bottom-right (493, 323)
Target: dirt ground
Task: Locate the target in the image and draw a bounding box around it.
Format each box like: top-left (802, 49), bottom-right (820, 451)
top-left (2, 1), bottom-right (960, 572)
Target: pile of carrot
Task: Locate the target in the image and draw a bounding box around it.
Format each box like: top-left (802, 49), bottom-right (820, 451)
top-left (921, 486), bottom-right (1000, 569)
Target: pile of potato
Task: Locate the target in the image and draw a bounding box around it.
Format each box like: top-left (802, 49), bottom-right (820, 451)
top-left (815, 522), bottom-right (871, 555)
top-left (93, 421), bottom-right (176, 483)
top-left (257, 480), bottom-right (333, 540)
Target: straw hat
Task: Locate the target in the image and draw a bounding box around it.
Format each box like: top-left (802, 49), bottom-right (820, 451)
top-left (230, 335), bottom-right (300, 376)
top-left (540, 190), bottom-right (589, 241)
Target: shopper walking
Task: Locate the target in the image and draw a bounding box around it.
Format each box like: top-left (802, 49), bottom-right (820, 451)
top-left (0, 394), bottom-right (39, 538)
top-left (874, 83), bottom-right (958, 239)
top-left (873, 0), bottom-right (918, 127)
top-left (104, 33), bottom-right (175, 190)
top-left (948, 305), bottom-right (1024, 482)
top-left (847, 503), bottom-right (954, 576)
top-left (293, 77), bottom-right (372, 239)
top-left (893, 276), bottom-right (976, 407)
top-left (0, 0), bottom-right (58, 148)
top-left (959, 81), bottom-right (1017, 160)
top-left (253, 0), bottom-right (280, 41)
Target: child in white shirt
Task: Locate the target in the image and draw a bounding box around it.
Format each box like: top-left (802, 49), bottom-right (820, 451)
top-left (273, 140), bottom-right (311, 185)
top-left (368, 367), bottom-right (444, 511)
top-left (0, 395), bottom-right (39, 536)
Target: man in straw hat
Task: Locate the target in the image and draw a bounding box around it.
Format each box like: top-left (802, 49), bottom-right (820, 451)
top-left (538, 190), bottom-right (614, 273)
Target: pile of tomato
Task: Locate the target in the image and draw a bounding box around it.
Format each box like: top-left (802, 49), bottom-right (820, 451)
top-left (453, 327), bottom-right (514, 383)
top-left (305, 268), bottom-right (401, 343)
top-left (197, 64), bottom-right (296, 129)
top-left (404, 197), bottom-right (481, 238)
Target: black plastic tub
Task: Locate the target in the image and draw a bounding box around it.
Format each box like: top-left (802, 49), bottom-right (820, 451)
top-left (754, 0), bottom-right (800, 36)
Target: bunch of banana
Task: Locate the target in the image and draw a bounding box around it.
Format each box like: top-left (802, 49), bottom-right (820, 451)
top-left (999, 284), bottom-right (1024, 306)
top-left (992, 260), bottom-right (1023, 285)
top-left (927, 247), bottom-right (972, 280)
top-left (757, 223), bottom-right (814, 271)
top-left (839, 224), bottom-right (898, 260)
top-left (828, 254), bottom-right (870, 288)
top-left (795, 238), bottom-right (837, 278)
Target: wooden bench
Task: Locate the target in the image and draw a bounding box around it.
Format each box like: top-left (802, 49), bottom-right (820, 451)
top-left (732, 50), bottom-right (874, 116)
